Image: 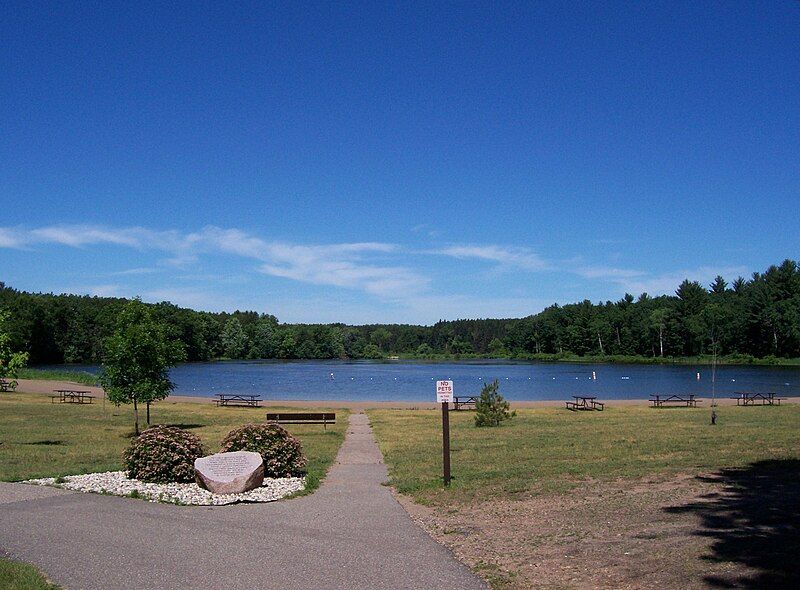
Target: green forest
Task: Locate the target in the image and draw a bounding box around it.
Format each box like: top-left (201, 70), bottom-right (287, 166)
top-left (2, 259), bottom-right (799, 365)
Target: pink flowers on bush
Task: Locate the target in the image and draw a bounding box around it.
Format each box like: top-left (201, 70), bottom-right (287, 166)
top-left (220, 423), bottom-right (307, 478)
top-left (124, 425), bottom-right (205, 483)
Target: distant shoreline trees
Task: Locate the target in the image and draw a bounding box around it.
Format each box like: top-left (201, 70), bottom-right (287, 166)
top-left (2, 258), bottom-right (800, 365)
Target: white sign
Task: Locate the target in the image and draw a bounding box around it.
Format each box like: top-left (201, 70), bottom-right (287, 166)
top-left (436, 380), bottom-right (453, 403)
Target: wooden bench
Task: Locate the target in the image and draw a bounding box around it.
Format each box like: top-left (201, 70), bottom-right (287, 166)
top-left (0, 379), bottom-right (16, 392)
top-left (50, 389), bottom-right (95, 404)
top-left (650, 394), bottom-right (699, 408)
top-left (452, 396), bottom-right (478, 411)
top-left (266, 412), bottom-right (336, 429)
top-left (214, 394), bottom-right (262, 407)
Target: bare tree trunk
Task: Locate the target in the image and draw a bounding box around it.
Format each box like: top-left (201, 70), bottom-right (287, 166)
top-left (773, 328), bottom-right (778, 354)
top-left (615, 327), bottom-right (621, 348)
top-left (146, 402), bottom-right (151, 426)
top-left (133, 398), bottom-right (140, 436)
top-left (659, 327), bottom-right (664, 357)
top-left (597, 332), bottom-right (605, 355)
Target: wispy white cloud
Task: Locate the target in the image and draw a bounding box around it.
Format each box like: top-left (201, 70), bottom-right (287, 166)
top-left (84, 284), bottom-right (125, 297)
top-left (574, 266), bottom-right (646, 280)
top-left (1, 223), bottom-right (751, 322)
top-left (1, 224), bottom-right (424, 300)
top-left (573, 264), bottom-right (748, 296)
top-left (614, 266), bottom-right (748, 296)
top-left (257, 242), bottom-right (425, 297)
top-left (0, 228), bottom-right (26, 249)
top-left (110, 267), bottom-right (162, 276)
top-left (436, 245), bottom-right (551, 271)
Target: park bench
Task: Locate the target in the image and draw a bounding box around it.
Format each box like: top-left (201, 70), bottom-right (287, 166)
top-left (214, 393), bottom-right (262, 407)
top-left (452, 395), bottom-right (478, 411)
top-left (266, 412), bottom-right (336, 429)
top-left (565, 395), bottom-right (604, 411)
top-left (49, 389), bottom-right (95, 404)
top-left (649, 394), bottom-right (699, 408)
top-left (0, 379), bottom-right (17, 392)
top-left (731, 392), bottom-right (785, 406)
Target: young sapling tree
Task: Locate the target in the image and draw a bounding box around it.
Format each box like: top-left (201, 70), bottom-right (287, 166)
top-left (100, 299), bottom-right (185, 435)
top-left (474, 379), bottom-right (516, 427)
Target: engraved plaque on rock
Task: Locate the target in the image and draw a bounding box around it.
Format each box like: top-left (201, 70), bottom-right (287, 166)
top-left (194, 451), bottom-right (264, 494)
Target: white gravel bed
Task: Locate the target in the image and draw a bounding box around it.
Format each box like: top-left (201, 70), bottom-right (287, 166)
top-left (23, 471), bottom-right (305, 505)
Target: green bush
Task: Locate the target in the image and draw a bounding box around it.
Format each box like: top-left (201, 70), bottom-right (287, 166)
top-left (123, 425), bottom-right (205, 483)
top-left (474, 379), bottom-right (516, 427)
top-left (220, 423), bottom-right (307, 477)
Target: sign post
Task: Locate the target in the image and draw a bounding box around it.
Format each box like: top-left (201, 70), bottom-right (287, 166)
top-left (436, 380), bottom-right (453, 486)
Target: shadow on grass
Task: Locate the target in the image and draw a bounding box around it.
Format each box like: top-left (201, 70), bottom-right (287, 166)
top-left (121, 423), bottom-right (205, 438)
top-left (22, 440), bottom-right (65, 446)
top-left (665, 459), bottom-right (800, 588)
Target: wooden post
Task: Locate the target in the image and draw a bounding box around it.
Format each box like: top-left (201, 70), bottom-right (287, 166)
top-left (442, 401), bottom-right (451, 486)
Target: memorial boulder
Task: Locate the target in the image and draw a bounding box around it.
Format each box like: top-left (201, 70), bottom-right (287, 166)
top-left (194, 451), bottom-right (264, 494)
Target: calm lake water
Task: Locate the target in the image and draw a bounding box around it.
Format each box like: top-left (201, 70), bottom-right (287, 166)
top-left (46, 360), bottom-right (800, 402)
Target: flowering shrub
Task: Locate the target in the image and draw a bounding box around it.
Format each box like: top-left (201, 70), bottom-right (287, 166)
top-left (220, 423), bottom-right (307, 478)
top-left (123, 425), bottom-right (205, 483)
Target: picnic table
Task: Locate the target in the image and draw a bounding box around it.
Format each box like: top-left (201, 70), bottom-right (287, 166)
top-left (731, 392), bottom-right (784, 406)
top-left (649, 394), bottom-right (699, 408)
top-left (214, 393), bottom-right (262, 407)
top-left (565, 395), bottom-right (604, 411)
top-left (0, 378), bottom-right (17, 392)
top-left (452, 395), bottom-right (478, 411)
top-left (50, 389), bottom-right (95, 404)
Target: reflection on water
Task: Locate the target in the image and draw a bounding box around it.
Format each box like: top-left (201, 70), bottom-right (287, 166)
top-left (47, 360), bottom-right (800, 402)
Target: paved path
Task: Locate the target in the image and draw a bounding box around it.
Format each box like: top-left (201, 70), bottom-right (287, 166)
top-left (0, 413), bottom-right (486, 590)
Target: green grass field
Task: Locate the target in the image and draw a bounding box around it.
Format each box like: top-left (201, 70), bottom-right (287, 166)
top-left (0, 559), bottom-right (60, 590)
top-left (0, 392), bottom-right (347, 491)
top-left (369, 404), bottom-right (800, 504)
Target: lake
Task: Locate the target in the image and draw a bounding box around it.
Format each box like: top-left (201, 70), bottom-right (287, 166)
top-left (46, 360), bottom-right (800, 402)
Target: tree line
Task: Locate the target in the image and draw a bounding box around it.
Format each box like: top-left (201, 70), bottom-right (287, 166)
top-left (2, 258), bottom-right (799, 364)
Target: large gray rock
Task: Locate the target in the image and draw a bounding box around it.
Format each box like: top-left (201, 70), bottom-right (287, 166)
top-left (194, 451), bottom-right (264, 494)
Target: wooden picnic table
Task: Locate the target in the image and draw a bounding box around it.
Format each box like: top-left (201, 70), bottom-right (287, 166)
top-left (50, 389), bottom-right (95, 404)
top-left (565, 395), bottom-right (604, 411)
top-left (649, 394), bottom-right (699, 408)
top-left (452, 395), bottom-right (478, 411)
top-left (731, 392), bottom-right (784, 406)
top-left (0, 378), bottom-right (17, 392)
top-left (214, 393), bottom-right (262, 407)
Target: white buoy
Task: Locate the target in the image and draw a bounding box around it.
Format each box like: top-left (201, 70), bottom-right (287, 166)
top-left (696, 372), bottom-right (701, 381)
top-left (592, 371), bottom-right (596, 380)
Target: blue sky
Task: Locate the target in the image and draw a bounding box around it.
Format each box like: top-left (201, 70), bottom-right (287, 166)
top-left (2, 2), bottom-right (798, 324)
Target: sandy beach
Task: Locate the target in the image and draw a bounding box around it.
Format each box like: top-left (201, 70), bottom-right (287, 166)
top-left (14, 378), bottom-right (769, 409)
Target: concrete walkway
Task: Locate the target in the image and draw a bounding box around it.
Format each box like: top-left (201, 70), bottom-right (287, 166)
top-left (0, 413), bottom-right (486, 590)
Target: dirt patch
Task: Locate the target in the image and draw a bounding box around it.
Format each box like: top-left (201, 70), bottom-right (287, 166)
top-left (397, 465), bottom-right (799, 589)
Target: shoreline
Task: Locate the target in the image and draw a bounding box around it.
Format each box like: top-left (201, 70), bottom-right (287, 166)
top-left (13, 378), bottom-right (793, 409)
